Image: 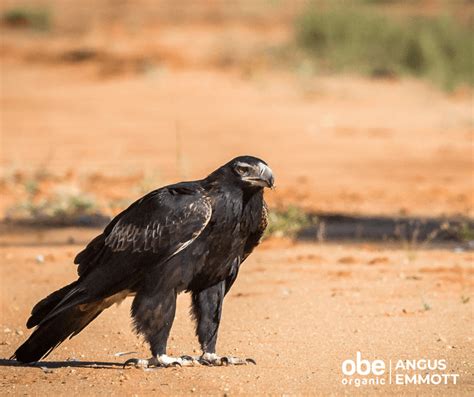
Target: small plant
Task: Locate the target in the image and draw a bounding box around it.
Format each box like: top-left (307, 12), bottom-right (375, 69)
top-left (7, 187), bottom-right (99, 223)
top-left (24, 179), bottom-right (39, 196)
top-left (54, 193), bottom-right (96, 217)
top-left (397, 221), bottom-right (449, 262)
top-left (266, 206), bottom-right (313, 238)
top-left (2, 7), bottom-right (51, 31)
top-left (458, 222), bottom-right (474, 242)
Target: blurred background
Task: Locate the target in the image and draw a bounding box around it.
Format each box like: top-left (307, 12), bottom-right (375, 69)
top-left (1, 0), bottom-right (473, 236)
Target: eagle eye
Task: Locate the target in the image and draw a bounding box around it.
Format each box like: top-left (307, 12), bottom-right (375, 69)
top-left (235, 164), bottom-right (251, 175)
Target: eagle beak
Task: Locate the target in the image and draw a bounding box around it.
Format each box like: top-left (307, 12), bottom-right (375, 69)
top-left (242, 163), bottom-right (275, 189)
top-left (259, 164), bottom-right (275, 189)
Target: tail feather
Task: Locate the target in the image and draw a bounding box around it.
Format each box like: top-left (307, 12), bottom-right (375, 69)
top-left (27, 281), bottom-right (79, 329)
top-left (13, 304), bottom-right (102, 363)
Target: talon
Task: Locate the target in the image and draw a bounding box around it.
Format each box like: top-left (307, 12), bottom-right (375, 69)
top-left (198, 353), bottom-right (255, 366)
top-left (123, 358), bottom-right (148, 368)
top-left (123, 358), bottom-right (135, 368)
top-left (178, 355), bottom-right (199, 366)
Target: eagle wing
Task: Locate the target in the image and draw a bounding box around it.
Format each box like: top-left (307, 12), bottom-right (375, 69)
top-left (75, 184), bottom-right (212, 278)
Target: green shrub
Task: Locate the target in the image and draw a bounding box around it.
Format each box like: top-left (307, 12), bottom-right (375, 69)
top-left (8, 189), bottom-right (98, 222)
top-left (266, 206), bottom-right (313, 238)
top-left (458, 222), bottom-right (474, 242)
top-left (295, 6), bottom-right (473, 90)
top-left (2, 7), bottom-right (51, 31)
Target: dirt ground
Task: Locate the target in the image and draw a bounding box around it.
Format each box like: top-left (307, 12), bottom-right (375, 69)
top-left (0, 229), bottom-right (473, 396)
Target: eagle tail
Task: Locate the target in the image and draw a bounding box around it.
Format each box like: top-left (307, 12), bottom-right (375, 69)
top-left (13, 303), bottom-right (102, 363)
top-left (26, 281), bottom-right (80, 329)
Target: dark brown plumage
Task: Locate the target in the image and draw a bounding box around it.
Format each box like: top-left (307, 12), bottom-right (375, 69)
top-left (13, 155), bottom-right (274, 366)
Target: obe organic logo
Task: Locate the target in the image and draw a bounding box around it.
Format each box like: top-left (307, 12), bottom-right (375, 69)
top-left (341, 352), bottom-right (386, 386)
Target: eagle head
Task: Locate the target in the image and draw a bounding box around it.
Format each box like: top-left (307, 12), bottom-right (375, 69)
top-left (228, 156), bottom-right (275, 189)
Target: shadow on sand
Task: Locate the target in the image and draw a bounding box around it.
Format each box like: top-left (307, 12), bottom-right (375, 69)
top-left (0, 358), bottom-right (127, 370)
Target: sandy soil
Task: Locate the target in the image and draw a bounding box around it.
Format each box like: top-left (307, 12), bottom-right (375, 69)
top-left (0, 229), bottom-right (473, 396)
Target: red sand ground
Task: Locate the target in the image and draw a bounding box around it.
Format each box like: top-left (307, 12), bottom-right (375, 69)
top-left (0, 229), bottom-right (473, 395)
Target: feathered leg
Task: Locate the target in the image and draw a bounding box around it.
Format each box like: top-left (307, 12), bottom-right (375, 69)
top-left (125, 288), bottom-right (193, 368)
top-left (191, 281), bottom-right (224, 354)
top-left (191, 281), bottom-right (255, 366)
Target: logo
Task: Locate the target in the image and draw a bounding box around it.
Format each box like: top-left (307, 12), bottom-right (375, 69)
top-left (341, 352), bottom-right (459, 387)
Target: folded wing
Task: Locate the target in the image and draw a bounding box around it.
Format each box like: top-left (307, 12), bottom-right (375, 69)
top-left (75, 185), bottom-right (212, 277)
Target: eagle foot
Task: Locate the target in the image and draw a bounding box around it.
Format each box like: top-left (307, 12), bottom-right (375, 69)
top-left (199, 352), bottom-right (256, 366)
top-left (123, 354), bottom-right (196, 368)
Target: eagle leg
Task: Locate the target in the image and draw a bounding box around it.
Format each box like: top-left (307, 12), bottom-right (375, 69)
top-left (191, 282), bottom-right (225, 355)
top-left (131, 288), bottom-right (179, 361)
top-left (191, 281), bottom-right (255, 366)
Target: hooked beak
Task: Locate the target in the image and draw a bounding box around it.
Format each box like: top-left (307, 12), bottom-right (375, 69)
top-left (262, 165), bottom-right (275, 189)
top-left (243, 163), bottom-right (275, 189)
